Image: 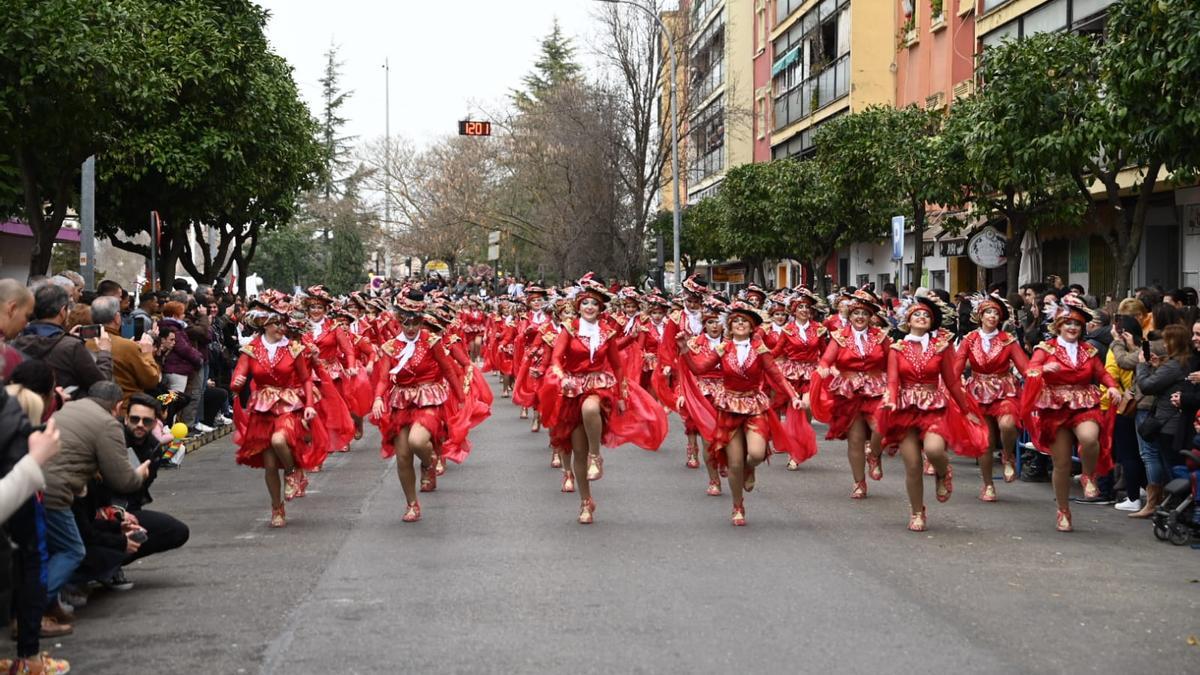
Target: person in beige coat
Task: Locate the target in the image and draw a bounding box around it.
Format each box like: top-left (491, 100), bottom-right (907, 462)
top-left (89, 296), bottom-right (160, 401)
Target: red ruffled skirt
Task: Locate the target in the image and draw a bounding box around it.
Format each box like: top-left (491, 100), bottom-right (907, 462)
top-left (1020, 377), bottom-right (1115, 475)
top-left (538, 370), bottom-right (667, 453)
top-left (233, 387), bottom-right (327, 471)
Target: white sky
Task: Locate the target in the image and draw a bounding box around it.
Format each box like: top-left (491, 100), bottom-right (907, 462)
top-left (256, 0), bottom-right (609, 148)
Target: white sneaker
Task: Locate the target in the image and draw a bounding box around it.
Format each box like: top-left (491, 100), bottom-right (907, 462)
top-left (214, 415), bottom-right (232, 427)
top-left (1114, 498), bottom-right (1142, 512)
top-left (193, 422), bottom-right (215, 434)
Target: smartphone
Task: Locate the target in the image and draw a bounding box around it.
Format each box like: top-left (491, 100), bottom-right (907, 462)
top-left (78, 324), bottom-right (102, 340)
top-left (1142, 341), bottom-right (1153, 360)
top-left (129, 529), bottom-right (148, 544)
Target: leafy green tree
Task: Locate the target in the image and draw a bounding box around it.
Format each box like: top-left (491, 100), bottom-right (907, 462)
top-left (511, 19), bottom-right (583, 110)
top-left (255, 222), bottom-right (319, 291)
top-left (327, 223), bottom-right (366, 295)
top-left (94, 1), bottom-right (322, 288)
top-left (0, 0), bottom-right (175, 277)
top-left (941, 34), bottom-right (1087, 294)
top-left (1074, 0), bottom-right (1200, 296)
top-left (317, 43), bottom-right (355, 199)
top-left (813, 115), bottom-right (896, 293)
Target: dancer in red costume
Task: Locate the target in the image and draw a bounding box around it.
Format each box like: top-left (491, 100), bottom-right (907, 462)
top-left (302, 285), bottom-right (369, 450)
top-left (461, 297), bottom-right (488, 364)
top-left (370, 292), bottom-right (465, 522)
top-left (823, 291), bottom-right (852, 333)
top-left (657, 274), bottom-right (710, 469)
top-left (809, 288), bottom-right (890, 499)
top-left (878, 296), bottom-right (988, 532)
top-left (761, 295), bottom-right (789, 352)
top-left (1020, 293), bottom-right (1122, 532)
top-left (771, 286), bottom-right (828, 470)
top-left (743, 285), bottom-right (767, 310)
top-left (637, 294), bottom-right (670, 395)
top-left (230, 297), bottom-right (322, 528)
top-left (954, 293), bottom-right (1029, 501)
top-left (677, 297), bottom-right (731, 496)
top-left (513, 287), bottom-right (550, 427)
top-left (679, 301), bottom-right (808, 525)
top-left (539, 274), bottom-right (667, 524)
top-left (494, 301), bottom-right (520, 398)
top-left (533, 300), bottom-right (578, 489)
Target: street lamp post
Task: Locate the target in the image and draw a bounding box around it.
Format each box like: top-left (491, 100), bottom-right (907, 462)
top-left (595, 0), bottom-right (682, 292)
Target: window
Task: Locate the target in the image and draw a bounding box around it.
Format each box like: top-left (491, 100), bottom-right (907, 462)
top-left (692, 0), bottom-right (721, 30)
top-left (930, 270), bottom-right (946, 290)
top-left (755, 88), bottom-right (768, 139)
top-left (877, 273), bottom-right (892, 291)
top-left (690, 99), bottom-right (725, 183)
top-left (691, 11), bottom-right (726, 103)
top-left (857, 274), bottom-right (871, 288)
top-left (1023, 0), bottom-right (1067, 36)
top-left (979, 19), bottom-right (1016, 50)
top-left (981, 0), bottom-right (1010, 12)
top-left (755, 0), bottom-right (767, 53)
top-left (770, 0), bottom-right (850, 131)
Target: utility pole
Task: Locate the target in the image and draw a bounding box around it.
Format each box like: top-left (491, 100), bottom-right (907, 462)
top-left (80, 156), bottom-right (96, 290)
top-left (383, 57), bottom-right (392, 278)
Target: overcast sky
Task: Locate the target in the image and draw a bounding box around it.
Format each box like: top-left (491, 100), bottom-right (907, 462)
top-left (256, 0), bottom-right (609, 148)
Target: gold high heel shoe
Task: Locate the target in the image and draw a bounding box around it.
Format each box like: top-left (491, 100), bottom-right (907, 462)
top-left (578, 498), bottom-right (596, 524)
top-left (586, 454), bottom-right (604, 481)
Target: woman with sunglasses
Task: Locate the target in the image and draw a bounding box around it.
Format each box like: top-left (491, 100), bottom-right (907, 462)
top-left (1021, 293), bottom-right (1123, 532)
top-left (810, 288), bottom-right (891, 499)
top-left (540, 274), bottom-right (667, 524)
top-left (954, 293), bottom-right (1029, 501)
top-left (230, 294), bottom-right (321, 528)
top-left (370, 292), bottom-right (465, 523)
top-left (880, 296), bottom-right (987, 532)
top-left (679, 301), bottom-right (807, 525)
top-left (770, 287), bottom-right (829, 470)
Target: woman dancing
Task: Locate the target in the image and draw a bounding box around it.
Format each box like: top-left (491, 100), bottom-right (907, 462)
top-left (230, 296), bottom-right (322, 528)
top-left (1020, 293), bottom-right (1122, 532)
top-left (370, 292), bottom-right (465, 522)
top-left (810, 288), bottom-right (890, 499)
top-left (879, 296), bottom-right (987, 531)
top-left (539, 274), bottom-right (666, 524)
top-left (954, 293), bottom-right (1029, 501)
top-left (771, 286), bottom-right (828, 470)
top-left (680, 301), bottom-right (807, 525)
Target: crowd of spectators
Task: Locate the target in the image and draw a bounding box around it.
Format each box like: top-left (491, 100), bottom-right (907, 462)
top-left (0, 273), bottom-right (224, 673)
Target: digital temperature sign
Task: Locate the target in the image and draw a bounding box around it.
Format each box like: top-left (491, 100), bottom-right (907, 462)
top-left (458, 120), bottom-right (492, 137)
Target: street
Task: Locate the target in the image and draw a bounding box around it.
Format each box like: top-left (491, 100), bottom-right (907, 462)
top-left (51, 379), bottom-right (1199, 674)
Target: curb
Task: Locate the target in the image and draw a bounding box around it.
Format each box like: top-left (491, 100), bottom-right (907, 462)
top-left (181, 422), bottom-right (234, 454)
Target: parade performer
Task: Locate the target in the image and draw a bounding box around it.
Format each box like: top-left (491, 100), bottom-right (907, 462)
top-left (539, 274), bottom-right (667, 524)
top-left (657, 275), bottom-right (710, 468)
top-left (770, 286), bottom-right (828, 470)
top-left (809, 288), bottom-right (890, 499)
top-left (761, 294), bottom-right (790, 352)
top-left (494, 301), bottom-right (520, 398)
top-left (461, 297), bottom-right (488, 364)
top-left (1020, 293), bottom-right (1122, 532)
top-left (637, 294), bottom-right (670, 395)
top-left (823, 291), bottom-right (852, 333)
top-left (954, 293), bottom-right (1029, 500)
top-left (512, 287), bottom-right (550, 427)
top-left (303, 285), bottom-right (370, 450)
top-left (676, 297), bottom-right (731, 496)
top-left (878, 296), bottom-right (988, 532)
top-left (230, 297), bottom-right (322, 528)
top-left (679, 301), bottom-right (810, 525)
top-left (370, 292), bottom-right (466, 523)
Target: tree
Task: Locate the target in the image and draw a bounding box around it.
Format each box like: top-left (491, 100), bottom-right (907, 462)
top-left (941, 35), bottom-right (1086, 294)
top-left (652, 197), bottom-right (728, 277)
top-left (721, 162), bottom-right (795, 285)
top-left (316, 42), bottom-right (355, 199)
top-left (255, 223), bottom-right (319, 291)
top-left (512, 19), bottom-right (583, 109)
top-left (813, 115), bottom-right (898, 293)
top-left (0, 0), bottom-right (176, 277)
top-left (1073, 0), bottom-right (1200, 296)
top-left (93, 2), bottom-right (322, 287)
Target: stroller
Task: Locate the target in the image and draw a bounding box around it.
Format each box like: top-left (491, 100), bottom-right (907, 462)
top-left (1151, 449), bottom-right (1200, 546)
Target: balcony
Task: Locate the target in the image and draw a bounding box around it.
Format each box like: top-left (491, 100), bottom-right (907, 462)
top-left (772, 53), bottom-right (849, 132)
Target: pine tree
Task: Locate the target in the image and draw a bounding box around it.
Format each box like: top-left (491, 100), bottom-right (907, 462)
top-left (511, 19), bottom-right (582, 109)
top-left (317, 42), bottom-right (355, 198)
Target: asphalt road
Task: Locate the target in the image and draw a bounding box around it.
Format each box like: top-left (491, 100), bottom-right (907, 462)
top-left (34, 378), bottom-right (1200, 674)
